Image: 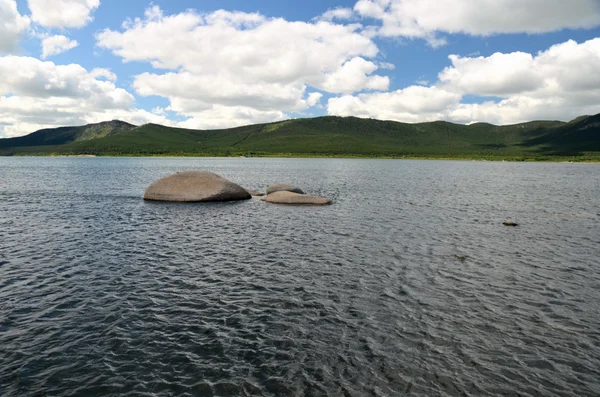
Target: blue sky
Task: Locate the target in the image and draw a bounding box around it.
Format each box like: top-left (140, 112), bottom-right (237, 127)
top-left (2, 0), bottom-right (600, 137)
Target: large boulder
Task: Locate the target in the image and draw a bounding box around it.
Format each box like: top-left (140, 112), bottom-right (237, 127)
top-left (261, 191), bottom-right (331, 205)
top-left (266, 184), bottom-right (304, 195)
top-left (144, 171), bottom-right (251, 202)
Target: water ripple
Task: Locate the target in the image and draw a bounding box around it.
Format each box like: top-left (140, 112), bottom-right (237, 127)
top-left (0, 158), bottom-right (599, 396)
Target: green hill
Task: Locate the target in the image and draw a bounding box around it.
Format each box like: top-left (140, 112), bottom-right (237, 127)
top-left (1, 115), bottom-right (599, 161)
top-left (0, 120), bottom-right (135, 149)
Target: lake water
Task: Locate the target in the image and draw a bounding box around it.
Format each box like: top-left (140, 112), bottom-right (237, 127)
top-left (0, 157), bottom-right (599, 397)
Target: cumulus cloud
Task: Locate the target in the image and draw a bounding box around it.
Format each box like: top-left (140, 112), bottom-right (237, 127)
top-left (328, 38), bottom-right (600, 125)
top-left (322, 57), bottom-right (389, 93)
top-left (90, 68), bottom-right (117, 81)
top-left (133, 72), bottom-right (309, 112)
top-left (0, 0), bottom-right (30, 54)
top-left (0, 56), bottom-right (131, 104)
top-left (28, 0), bottom-right (100, 28)
top-left (328, 86), bottom-right (461, 122)
top-left (96, 6), bottom-right (389, 128)
top-left (438, 52), bottom-right (543, 96)
top-left (41, 35), bottom-right (79, 59)
top-left (441, 38), bottom-right (600, 123)
top-left (319, 7), bottom-right (354, 22)
top-left (307, 92), bottom-right (323, 107)
top-left (0, 56), bottom-right (164, 137)
top-left (354, 0), bottom-right (600, 46)
top-left (176, 106), bottom-right (287, 131)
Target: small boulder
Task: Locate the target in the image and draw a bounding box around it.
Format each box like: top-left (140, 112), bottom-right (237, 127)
top-left (503, 221), bottom-right (519, 227)
top-left (262, 191), bottom-right (331, 205)
top-left (144, 171), bottom-right (251, 202)
top-left (246, 189), bottom-right (265, 197)
top-left (266, 184), bottom-right (304, 195)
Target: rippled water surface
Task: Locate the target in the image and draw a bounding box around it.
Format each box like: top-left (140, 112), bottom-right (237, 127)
top-left (1, 157), bottom-right (599, 397)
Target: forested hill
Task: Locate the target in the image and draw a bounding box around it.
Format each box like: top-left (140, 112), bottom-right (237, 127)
top-left (1, 114), bottom-right (599, 160)
top-left (0, 120), bottom-right (135, 149)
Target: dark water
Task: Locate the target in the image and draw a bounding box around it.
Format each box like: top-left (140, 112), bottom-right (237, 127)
top-left (1, 157), bottom-right (599, 397)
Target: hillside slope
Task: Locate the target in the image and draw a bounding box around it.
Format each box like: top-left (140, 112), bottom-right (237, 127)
top-left (519, 113), bottom-right (600, 155)
top-left (0, 115), bottom-right (598, 160)
top-left (0, 120), bottom-right (136, 149)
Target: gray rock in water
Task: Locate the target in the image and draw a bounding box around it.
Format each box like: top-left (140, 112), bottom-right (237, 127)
top-left (266, 184), bottom-right (304, 195)
top-left (144, 171), bottom-right (251, 202)
top-left (262, 191), bottom-right (331, 205)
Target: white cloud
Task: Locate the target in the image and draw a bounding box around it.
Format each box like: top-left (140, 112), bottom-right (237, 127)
top-left (307, 92), bottom-right (323, 107)
top-left (443, 39), bottom-right (600, 124)
top-left (328, 38), bottom-right (600, 125)
top-left (28, 0), bottom-right (100, 28)
top-left (96, 6), bottom-right (389, 128)
top-left (0, 0), bottom-right (30, 54)
top-left (328, 85), bottom-right (461, 121)
top-left (0, 56), bottom-right (164, 137)
top-left (0, 56), bottom-right (131, 104)
top-left (441, 38), bottom-right (600, 99)
top-left (41, 35), bottom-right (79, 59)
top-left (378, 62), bottom-right (395, 70)
top-left (322, 57), bottom-right (389, 93)
top-left (97, 7), bottom-right (381, 84)
top-left (81, 108), bottom-right (171, 127)
top-left (90, 68), bottom-right (116, 82)
top-left (354, 0), bottom-right (600, 46)
top-left (319, 7), bottom-right (354, 21)
top-left (438, 52), bottom-right (543, 96)
top-left (176, 106), bottom-right (287, 131)
top-left (133, 72), bottom-right (310, 112)
top-left (151, 106), bottom-right (166, 115)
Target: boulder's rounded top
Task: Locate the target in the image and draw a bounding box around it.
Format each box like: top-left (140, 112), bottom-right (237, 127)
top-left (144, 171), bottom-right (251, 202)
top-left (266, 184), bottom-right (304, 195)
top-left (262, 191), bottom-right (331, 205)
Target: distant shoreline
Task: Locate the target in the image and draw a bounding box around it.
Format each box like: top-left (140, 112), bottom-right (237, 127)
top-left (3, 153), bottom-right (599, 163)
top-left (48, 154), bottom-right (97, 158)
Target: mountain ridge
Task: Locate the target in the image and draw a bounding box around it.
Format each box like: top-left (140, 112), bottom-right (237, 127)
top-left (1, 114), bottom-right (599, 160)
top-left (0, 120), bottom-right (136, 148)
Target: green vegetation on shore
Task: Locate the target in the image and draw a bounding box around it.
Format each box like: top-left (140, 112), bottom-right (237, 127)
top-left (1, 114), bottom-right (599, 161)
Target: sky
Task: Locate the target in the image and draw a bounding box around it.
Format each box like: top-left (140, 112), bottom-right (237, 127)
top-left (1, 0), bottom-right (600, 138)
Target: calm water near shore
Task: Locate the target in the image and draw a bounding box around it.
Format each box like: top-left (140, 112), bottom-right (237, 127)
top-left (1, 157), bottom-right (599, 397)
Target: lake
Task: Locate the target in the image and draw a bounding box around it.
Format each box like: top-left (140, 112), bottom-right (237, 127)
top-left (1, 157), bottom-right (599, 397)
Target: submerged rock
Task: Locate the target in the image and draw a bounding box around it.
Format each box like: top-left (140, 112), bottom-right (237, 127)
top-left (503, 221), bottom-right (519, 227)
top-left (262, 191), bottom-right (331, 205)
top-left (266, 184), bottom-right (304, 195)
top-left (246, 189), bottom-right (265, 197)
top-left (144, 171), bottom-right (251, 202)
